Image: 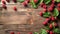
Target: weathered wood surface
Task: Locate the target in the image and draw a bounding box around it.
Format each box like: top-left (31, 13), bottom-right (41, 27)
top-left (0, 2), bottom-right (60, 34)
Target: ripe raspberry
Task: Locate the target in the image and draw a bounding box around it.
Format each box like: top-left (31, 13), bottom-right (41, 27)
top-left (29, 32), bottom-right (32, 34)
top-left (2, 1), bottom-right (6, 4)
top-left (51, 16), bottom-right (55, 21)
top-left (42, 4), bottom-right (47, 9)
top-left (43, 21), bottom-right (47, 25)
top-left (13, 6), bottom-right (17, 11)
top-left (50, 31), bottom-right (54, 34)
top-left (57, 3), bottom-right (60, 7)
top-left (2, 4), bottom-right (7, 9)
top-left (50, 3), bottom-right (54, 8)
top-left (22, 1), bottom-right (28, 7)
top-left (54, 23), bottom-right (58, 27)
top-left (47, 7), bottom-right (53, 12)
top-left (57, 7), bottom-right (60, 11)
top-left (6, 0), bottom-right (10, 3)
top-left (46, 30), bottom-right (49, 33)
top-left (39, 12), bottom-right (43, 16)
top-left (10, 32), bottom-right (14, 34)
top-left (13, 0), bottom-right (17, 3)
top-left (40, 3), bottom-right (45, 7)
top-left (34, 0), bottom-right (38, 3)
top-left (43, 9), bottom-right (47, 12)
top-left (49, 24), bottom-right (53, 29)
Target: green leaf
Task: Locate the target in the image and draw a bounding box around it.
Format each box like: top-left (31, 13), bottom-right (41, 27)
top-left (53, 28), bottom-right (60, 34)
top-left (30, 0), bottom-right (37, 8)
top-left (18, 0), bottom-right (25, 3)
top-left (43, 12), bottom-right (51, 18)
top-left (45, 26), bottom-right (50, 30)
top-left (44, 0), bottom-right (51, 4)
top-left (40, 29), bottom-right (47, 34)
top-left (53, 8), bottom-right (59, 17)
top-left (36, 0), bottom-right (43, 5)
top-left (55, 0), bottom-right (60, 2)
top-left (34, 32), bottom-right (39, 34)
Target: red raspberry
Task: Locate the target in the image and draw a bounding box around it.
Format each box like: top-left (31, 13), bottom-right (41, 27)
top-left (2, 1), bottom-right (6, 4)
top-left (29, 32), bottom-right (32, 34)
top-left (13, 6), bottom-right (17, 11)
top-left (26, 0), bottom-right (30, 3)
top-left (57, 7), bottom-right (60, 11)
top-left (43, 9), bottom-right (47, 12)
top-left (10, 32), bottom-right (14, 34)
top-left (40, 3), bottom-right (45, 7)
top-left (45, 18), bottom-right (50, 22)
top-left (42, 4), bottom-right (47, 9)
top-left (39, 12), bottom-right (43, 16)
top-left (46, 30), bottom-right (49, 33)
top-left (57, 3), bottom-right (60, 7)
top-left (43, 21), bottom-right (47, 25)
top-left (6, 0), bottom-right (10, 3)
top-left (49, 24), bottom-right (53, 29)
top-left (17, 32), bottom-right (20, 34)
top-left (34, 0), bottom-right (38, 3)
top-left (47, 7), bottom-right (53, 12)
top-left (22, 1), bottom-right (28, 7)
top-left (13, 0), bottom-right (17, 3)
top-left (50, 31), bottom-right (54, 34)
top-left (51, 16), bottom-right (55, 21)
top-left (2, 4), bottom-right (7, 9)
top-left (50, 3), bottom-right (54, 8)
top-left (54, 23), bottom-right (57, 27)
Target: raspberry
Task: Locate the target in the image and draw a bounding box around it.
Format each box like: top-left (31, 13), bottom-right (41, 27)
top-left (47, 7), bottom-right (53, 12)
top-left (46, 30), bottom-right (49, 33)
top-left (6, 0), bottom-right (10, 3)
top-left (57, 3), bottom-right (60, 7)
top-left (13, 0), bottom-right (17, 3)
top-left (2, 1), bottom-right (6, 4)
top-left (34, 0), bottom-right (38, 3)
top-left (42, 5), bottom-right (47, 9)
top-left (43, 21), bottom-right (47, 25)
top-left (50, 31), bottom-right (54, 34)
top-left (49, 24), bottom-right (53, 29)
top-left (39, 12), bottom-right (43, 16)
top-left (10, 32), bottom-right (14, 34)
top-left (13, 6), bottom-right (17, 11)
top-left (51, 16), bottom-right (55, 21)
top-left (43, 9), bottom-right (47, 12)
top-left (2, 4), bottom-right (7, 9)
top-left (54, 23), bottom-right (58, 27)
top-left (22, 1), bottom-right (28, 7)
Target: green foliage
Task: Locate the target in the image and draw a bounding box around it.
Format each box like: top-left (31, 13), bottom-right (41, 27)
top-left (55, 0), bottom-right (60, 2)
top-left (53, 28), bottom-right (60, 34)
top-left (44, 0), bottom-right (51, 4)
top-left (40, 29), bottom-right (48, 34)
top-left (43, 12), bottom-right (51, 18)
top-left (30, 0), bottom-right (43, 8)
top-left (34, 32), bottom-right (39, 34)
top-left (53, 8), bottom-right (59, 17)
top-left (18, 0), bottom-right (25, 3)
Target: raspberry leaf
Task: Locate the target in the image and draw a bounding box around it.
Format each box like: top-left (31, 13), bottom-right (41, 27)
top-left (44, 0), bottom-right (51, 4)
top-left (34, 32), bottom-right (39, 34)
top-left (55, 0), bottom-right (60, 2)
top-left (53, 8), bottom-right (59, 17)
top-left (18, 0), bottom-right (25, 3)
top-left (40, 29), bottom-right (47, 34)
top-left (43, 12), bottom-right (51, 18)
top-left (53, 28), bottom-right (60, 34)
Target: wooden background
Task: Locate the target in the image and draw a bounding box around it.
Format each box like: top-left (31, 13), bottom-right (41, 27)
top-left (0, 1), bottom-right (60, 34)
